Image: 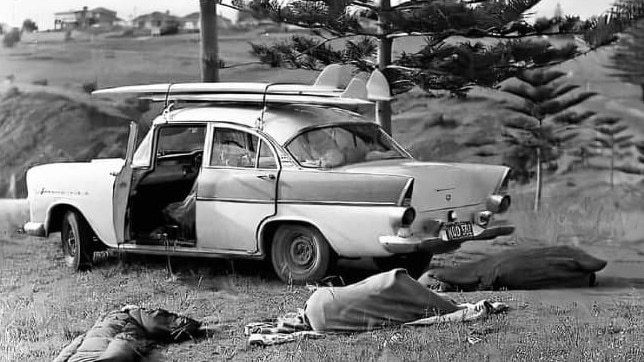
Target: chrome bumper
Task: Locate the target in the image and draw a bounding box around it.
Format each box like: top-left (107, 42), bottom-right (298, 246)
top-left (23, 222), bottom-right (46, 237)
top-left (379, 221), bottom-right (515, 254)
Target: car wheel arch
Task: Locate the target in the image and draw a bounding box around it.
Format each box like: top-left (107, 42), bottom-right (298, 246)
top-left (46, 203), bottom-right (104, 249)
top-left (258, 219), bottom-right (339, 259)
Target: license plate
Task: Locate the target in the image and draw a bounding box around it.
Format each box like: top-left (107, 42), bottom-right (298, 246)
top-left (444, 222), bottom-right (474, 241)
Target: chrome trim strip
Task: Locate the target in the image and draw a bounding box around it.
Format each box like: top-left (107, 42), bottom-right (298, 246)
top-left (114, 244), bottom-right (264, 259)
top-left (197, 196), bottom-right (396, 207)
top-left (278, 200), bottom-right (396, 206)
top-left (196, 196), bottom-right (274, 204)
top-left (417, 202), bottom-right (482, 213)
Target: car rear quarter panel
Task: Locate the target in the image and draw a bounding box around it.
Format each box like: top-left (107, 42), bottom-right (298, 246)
top-left (271, 169), bottom-right (411, 257)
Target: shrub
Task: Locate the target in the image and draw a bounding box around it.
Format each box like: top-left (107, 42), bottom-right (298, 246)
top-left (2, 28), bottom-right (21, 48)
top-left (82, 80), bottom-right (97, 94)
top-left (32, 79), bottom-right (48, 86)
top-left (3, 86), bottom-right (21, 100)
top-left (160, 24), bottom-right (179, 36)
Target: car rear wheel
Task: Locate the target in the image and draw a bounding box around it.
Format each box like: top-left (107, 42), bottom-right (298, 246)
top-left (61, 211), bottom-right (94, 271)
top-left (373, 252), bottom-right (433, 279)
top-left (271, 224), bottom-right (333, 284)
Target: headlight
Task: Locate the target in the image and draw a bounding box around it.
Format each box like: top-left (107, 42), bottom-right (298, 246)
top-left (486, 194), bottom-right (511, 214)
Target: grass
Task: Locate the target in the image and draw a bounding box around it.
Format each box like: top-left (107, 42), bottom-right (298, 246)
top-left (1, 182), bottom-right (644, 361)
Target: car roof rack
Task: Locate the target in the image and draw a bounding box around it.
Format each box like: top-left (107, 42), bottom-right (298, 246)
top-left (91, 65), bottom-right (391, 106)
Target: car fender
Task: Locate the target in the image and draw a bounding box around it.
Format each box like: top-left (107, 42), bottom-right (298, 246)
top-left (45, 199), bottom-right (117, 247)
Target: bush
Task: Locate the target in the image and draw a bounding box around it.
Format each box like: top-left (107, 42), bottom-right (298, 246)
top-left (82, 80), bottom-right (97, 94)
top-left (32, 79), bottom-right (48, 86)
top-left (160, 24), bottom-right (179, 36)
top-left (2, 28), bottom-right (21, 48)
top-left (3, 86), bottom-right (21, 100)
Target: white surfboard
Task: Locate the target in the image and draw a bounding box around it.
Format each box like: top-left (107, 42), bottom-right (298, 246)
top-left (92, 65), bottom-right (391, 103)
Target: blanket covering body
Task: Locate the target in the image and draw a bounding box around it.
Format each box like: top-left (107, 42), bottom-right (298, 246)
top-left (304, 268), bottom-right (461, 332)
top-left (420, 246), bottom-right (608, 291)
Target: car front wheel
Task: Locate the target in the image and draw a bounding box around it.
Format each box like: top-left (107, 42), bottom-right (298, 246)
top-left (61, 211), bottom-right (94, 271)
top-left (271, 224), bottom-right (333, 284)
top-left (373, 252), bottom-right (433, 279)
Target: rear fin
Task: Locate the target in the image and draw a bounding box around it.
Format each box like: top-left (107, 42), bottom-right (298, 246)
top-left (340, 77), bottom-right (367, 100)
top-left (314, 64), bottom-right (351, 88)
top-left (366, 70), bottom-right (392, 101)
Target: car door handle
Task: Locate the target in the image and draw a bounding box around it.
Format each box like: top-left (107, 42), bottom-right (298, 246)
top-left (257, 173), bottom-right (276, 181)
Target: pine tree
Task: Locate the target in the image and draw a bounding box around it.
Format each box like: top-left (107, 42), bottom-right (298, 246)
top-left (500, 69), bottom-right (596, 211)
top-left (593, 116), bottom-right (635, 187)
top-left (227, 0), bottom-right (644, 133)
top-left (635, 140), bottom-right (644, 173)
top-left (609, 19), bottom-right (644, 101)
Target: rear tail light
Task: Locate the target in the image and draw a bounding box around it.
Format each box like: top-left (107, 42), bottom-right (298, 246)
top-left (486, 195), bottom-right (511, 214)
top-left (402, 207), bottom-right (416, 227)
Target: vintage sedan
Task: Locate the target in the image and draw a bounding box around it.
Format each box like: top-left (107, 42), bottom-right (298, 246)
top-left (23, 66), bottom-right (514, 283)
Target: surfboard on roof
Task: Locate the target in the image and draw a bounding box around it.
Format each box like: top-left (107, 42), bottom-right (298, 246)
top-left (91, 65), bottom-right (391, 105)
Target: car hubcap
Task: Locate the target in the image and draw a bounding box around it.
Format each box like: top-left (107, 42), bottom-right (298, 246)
top-left (289, 234), bottom-right (315, 269)
top-left (65, 229), bottom-right (76, 257)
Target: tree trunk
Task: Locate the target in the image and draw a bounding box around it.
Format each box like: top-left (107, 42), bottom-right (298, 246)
top-left (610, 141), bottom-right (615, 189)
top-left (534, 147), bottom-right (542, 212)
top-left (200, 0), bottom-right (219, 82)
top-left (376, 0), bottom-right (392, 135)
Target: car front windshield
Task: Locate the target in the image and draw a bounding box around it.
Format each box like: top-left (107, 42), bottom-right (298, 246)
top-left (286, 123), bottom-right (407, 168)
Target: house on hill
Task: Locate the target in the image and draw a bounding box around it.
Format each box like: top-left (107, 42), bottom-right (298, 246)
top-left (180, 12), bottom-right (233, 32)
top-left (54, 6), bottom-right (121, 30)
top-left (133, 11), bottom-right (181, 35)
top-left (90, 7), bottom-right (122, 28)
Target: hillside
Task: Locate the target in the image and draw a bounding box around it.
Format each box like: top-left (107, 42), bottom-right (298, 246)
top-left (0, 85), bottom-right (147, 197)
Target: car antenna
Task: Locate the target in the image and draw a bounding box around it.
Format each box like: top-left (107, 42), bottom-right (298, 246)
top-left (162, 83), bottom-right (174, 122)
top-left (257, 83), bottom-right (273, 130)
top-left (163, 83), bottom-right (173, 108)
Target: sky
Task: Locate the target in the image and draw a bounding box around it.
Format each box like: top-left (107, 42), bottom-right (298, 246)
top-left (0, 0), bottom-right (617, 30)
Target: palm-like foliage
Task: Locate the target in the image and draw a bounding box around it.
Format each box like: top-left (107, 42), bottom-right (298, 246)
top-left (501, 69), bottom-right (596, 210)
top-left (232, 0), bottom-right (644, 94)
top-left (609, 19), bottom-right (644, 101)
top-left (223, 0), bottom-right (644, 134)
top-left (593, 116), bottom-right (634, 187)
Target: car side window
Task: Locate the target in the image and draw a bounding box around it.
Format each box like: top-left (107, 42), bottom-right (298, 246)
top-left (257, 140), bottom-right (277, 169)
top-left (157, 126), bottom-right (206, 156)
top-left (210, 128), bottom-right (258, 168)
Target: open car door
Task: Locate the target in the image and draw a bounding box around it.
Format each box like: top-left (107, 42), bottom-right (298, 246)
top-left (112, 122), bottom-right (138, 245)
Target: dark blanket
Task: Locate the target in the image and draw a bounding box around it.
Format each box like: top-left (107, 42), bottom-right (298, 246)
top-left (418, 246), bottom-right (607, 292)
top-left (53, 306), bottom-right (201, 362)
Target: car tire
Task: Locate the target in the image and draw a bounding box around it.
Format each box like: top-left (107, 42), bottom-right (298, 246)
top-left (271, 224), bottom-right (333, 284)
top-left (61, 211), bottom-right (94, 271)
top-left (373, 252), bottom-right (433, 279)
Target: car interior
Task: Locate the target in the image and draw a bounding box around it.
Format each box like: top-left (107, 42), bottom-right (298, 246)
top-left (128, 124), bottom-right (206, 245)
